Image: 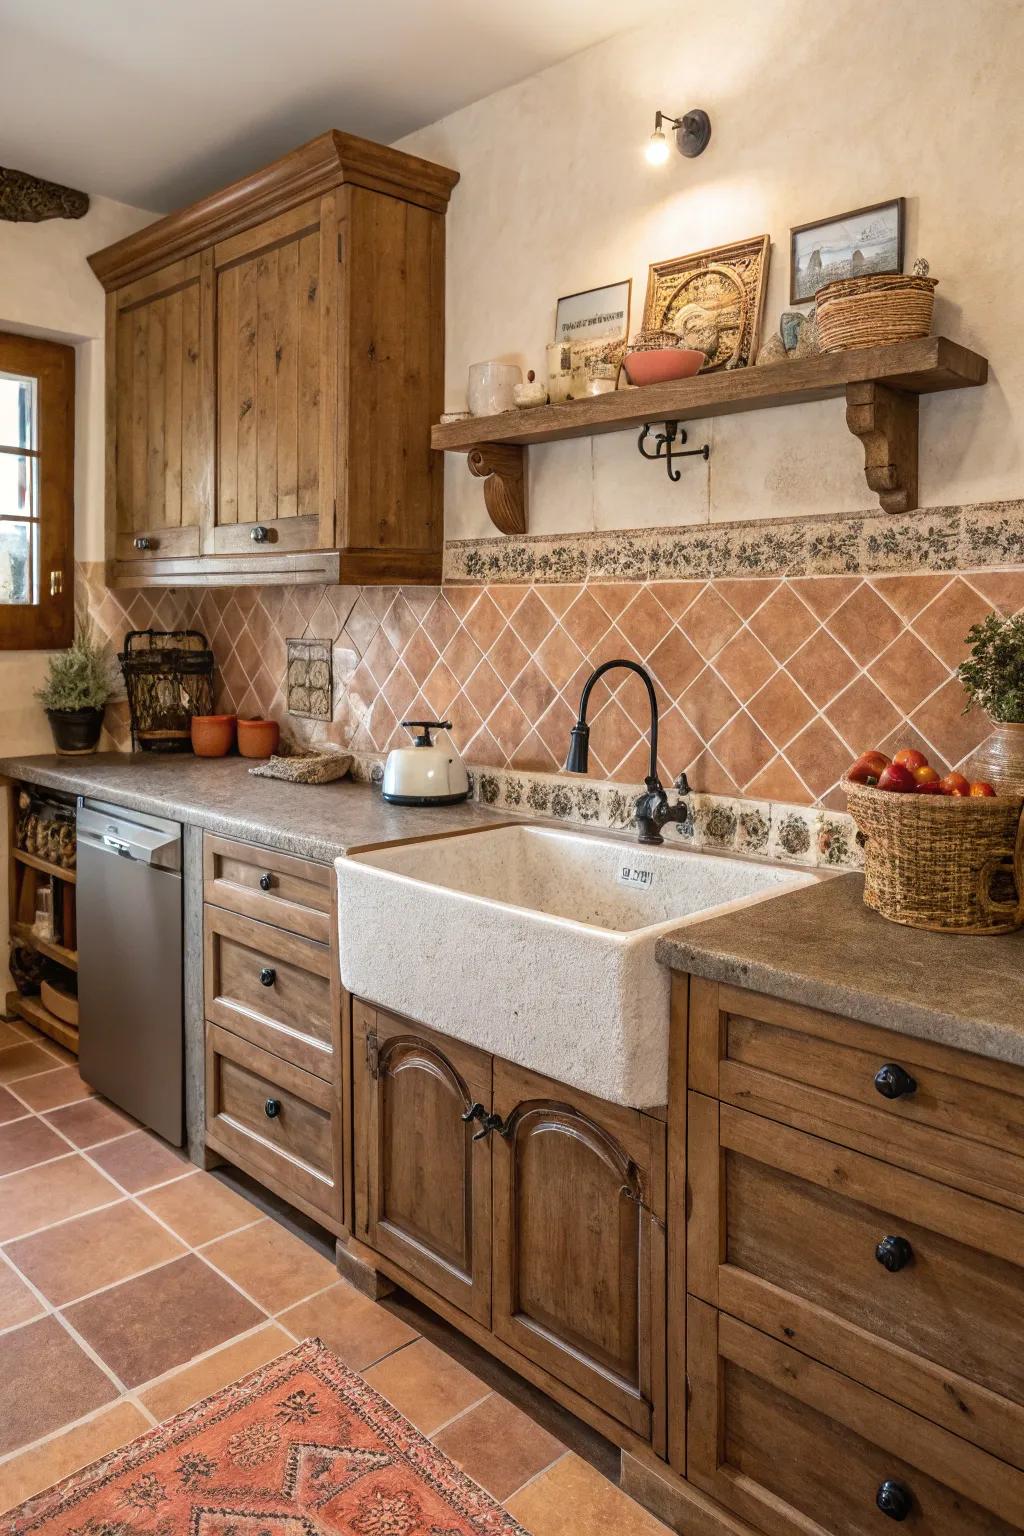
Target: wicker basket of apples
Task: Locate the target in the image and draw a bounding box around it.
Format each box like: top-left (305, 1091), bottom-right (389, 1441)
top-left (842, 748), bottom-right (1024, 934)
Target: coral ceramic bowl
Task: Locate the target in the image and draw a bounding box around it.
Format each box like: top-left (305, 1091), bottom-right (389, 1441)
top-left (622, 347), bottom-right (705, 387)
top-left (237, 718), bottom-right (280, 759)
top-left (190, 714), bottom-right (236, 757)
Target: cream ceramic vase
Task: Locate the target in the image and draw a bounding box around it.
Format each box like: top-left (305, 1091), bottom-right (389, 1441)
top-left (967, 718), bottom-right (1024, 795)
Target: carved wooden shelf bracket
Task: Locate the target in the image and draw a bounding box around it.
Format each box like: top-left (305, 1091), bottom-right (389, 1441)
top-left (466, 443), bottom-right (527, 535)
top-left (845, 381), bottom-right (919, 514)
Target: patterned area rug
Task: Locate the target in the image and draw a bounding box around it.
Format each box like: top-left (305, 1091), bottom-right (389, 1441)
top-left (8, 1338), bottom-right (530, 1534)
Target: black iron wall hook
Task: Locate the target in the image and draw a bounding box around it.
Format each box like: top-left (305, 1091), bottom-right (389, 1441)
top-left (637, 421), bottom-right (710, 483)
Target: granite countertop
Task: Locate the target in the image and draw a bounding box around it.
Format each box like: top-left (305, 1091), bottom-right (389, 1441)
top-left (656, 873), bottom-right (1024, 1067)
top-left (0, 753), bottom-right (511, 862)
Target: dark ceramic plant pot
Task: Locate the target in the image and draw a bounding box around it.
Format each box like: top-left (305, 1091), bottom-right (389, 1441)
top-left (46, 707), bottom-right (104, 756)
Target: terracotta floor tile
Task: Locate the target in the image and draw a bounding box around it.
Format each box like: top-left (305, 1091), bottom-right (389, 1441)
top-left (43, 1096), bottom-right (137, 1148)
top-left (88, 1128), bottom-right (189, 1193)
top-left (432, 1391), bottom-right (564, 1502)
top-left (0, 1315), bottom-right (118, 1457)
top-left (277, 1281), bottom-right (417, 1369)
top-left (507, 1452), bottom-right (671, 1535)
top-left (10, 1065), bottom-right (94, 1112)
top-left (363, 1337), bottom-right (488, 1434)
top-left (63, 1253), bottom-right (264, 1389)
top-left (0, 1086), bottom-right (28, 1125)
top-left (0, 1021), bottom-right (30, 1049)
top-left (0, 1399), bottom-right (148, 1515)
top-left (139, 1169), bottom-right (259, 1246)
top-left (0, 1155), bottom-right (119, 1242)
top-left (7, 1199), bottom-right (186, 1307)
top-left (0, 1042), bottom-right (56, 1086)
top-left (202, 1217), bottom-right (338, 1311)
top-left (139, 1321), bottom-right (293, 1420)
top-left (0, 1114), bottom-right (67, 1175)
top-left (0, 1259), bottom-right (43, 1331)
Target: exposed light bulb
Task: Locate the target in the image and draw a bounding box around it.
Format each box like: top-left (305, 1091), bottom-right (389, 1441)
top-left (645, 129), bottom-right (670, 166)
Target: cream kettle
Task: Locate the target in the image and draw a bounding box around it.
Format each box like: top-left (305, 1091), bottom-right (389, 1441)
top-left (382, 720), bottom-right (470, 806)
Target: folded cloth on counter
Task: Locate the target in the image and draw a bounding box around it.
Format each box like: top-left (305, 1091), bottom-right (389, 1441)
top-left (248, 750), bottom-right (353, 784)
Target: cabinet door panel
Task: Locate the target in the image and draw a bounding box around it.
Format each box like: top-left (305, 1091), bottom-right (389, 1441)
top-left (110, 253), bottom-right (212, 557)
top-left (353, 1004), bottom-right (492, 1325)
top-left (491, 1059), bottom-right (664, 1441)
top-left (213, 196), bottom-right (336, 553)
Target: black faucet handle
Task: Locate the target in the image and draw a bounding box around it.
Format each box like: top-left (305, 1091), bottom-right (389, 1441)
top-left (673, 771), bottom-right (692, 796)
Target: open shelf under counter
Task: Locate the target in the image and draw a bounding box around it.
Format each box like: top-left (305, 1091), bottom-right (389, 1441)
top-left (431, 336), bottom-right (988, 533)
top-left (12, 848), bottom-right (77, 884)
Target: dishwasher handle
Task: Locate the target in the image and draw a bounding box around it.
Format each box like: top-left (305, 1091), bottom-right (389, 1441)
top-left (78, 804), bottom-right (182, 872)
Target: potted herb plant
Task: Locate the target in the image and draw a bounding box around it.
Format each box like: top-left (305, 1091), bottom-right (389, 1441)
top-left (957, 611), bottom-right (1024, 794)
top-left (35, 625), bottom-right (115, 755)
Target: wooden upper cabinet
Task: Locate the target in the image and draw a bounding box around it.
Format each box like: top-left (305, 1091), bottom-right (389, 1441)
top-left (213, 196), bottom-right (336, 558)
top-left (107, 255), bottom-right (213, 563)
top-left (90, 131), bottom-right (458, 588)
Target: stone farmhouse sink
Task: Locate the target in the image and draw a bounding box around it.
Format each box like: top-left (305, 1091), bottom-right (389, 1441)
top-left (336, 823), bottom-right (821, 1108)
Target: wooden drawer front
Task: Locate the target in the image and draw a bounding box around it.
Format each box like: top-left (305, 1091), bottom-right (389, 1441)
top-left (692, 981), bottom-right (1024, 1211)
top-left (687, 1300), bottom-right (1024, 1536)
top-left (688, 1096), bottom-right (1024, 1469)
top-left (203, 834), bottom-right (331, 943)
top-left (205, 1024), bottom-right (341, 1226)
top-left (205, 905), bottom-right (333, 1079)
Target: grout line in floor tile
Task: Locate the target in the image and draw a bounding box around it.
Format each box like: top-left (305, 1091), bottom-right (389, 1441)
top-left (44, 1251), bottom-right (190, 1312)
top-left (127, 1318), bottom-right (287, 1400)
top-left (0, 1194), bottom-right (126, 1248)
top-left (267, 1274), bottom-right (345, 1319)
top-left (192, 1216), bottom-right (265, 1249)
top-left (428, 1388), bottom-right (496, 1442)
top-left (0, 1110), bottom-right (35, 1129)
top-left (5, 1080), bottom-right (97, 1115)
top-left (502, 1447), bottom-right (571, 1504)
top-left (0, 1147), bottom-right (92, 1181)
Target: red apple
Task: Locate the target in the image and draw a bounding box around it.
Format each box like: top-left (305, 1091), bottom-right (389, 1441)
top-left (969, 781), bottom-right (997, 797)
top-left (915, 780), bottom-right (944, 794)
top-left (847, 750), bottom-right (890, 784)
top-left (940, 772), bottom-right (971, 796)
top-left (877, 762), bottom-right (916, 793)
top-left (894, 748), bottom-right (929, 772)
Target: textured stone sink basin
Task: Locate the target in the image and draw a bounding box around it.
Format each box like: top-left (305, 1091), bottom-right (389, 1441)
top-left (336, 823), bottom-right (821, 1108)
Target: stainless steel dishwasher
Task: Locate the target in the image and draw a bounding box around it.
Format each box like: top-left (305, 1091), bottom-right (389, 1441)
top-left (76, 798), bottom-right (184, 1145)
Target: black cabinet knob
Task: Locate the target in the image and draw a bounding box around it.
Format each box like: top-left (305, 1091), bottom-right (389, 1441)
top-left (876, 1479), bottom-right (911, 1520)
top-left (259, 966), bottom-right (276, 987)
top-left (251, 524), bottom-right (269, 543)
top-left (461, 1102), bottom-right (486, 1124)
top-left (258, 872), bottom-right (274, 891)
top-left (133, 536), bottom-right (153, 551)
top-left (874, 1063), bottom-right (917, 1100)
top-left (875, 1235), bottom-right (913, 1272)
top-left (264, 1098), bottom-right (281, 1119)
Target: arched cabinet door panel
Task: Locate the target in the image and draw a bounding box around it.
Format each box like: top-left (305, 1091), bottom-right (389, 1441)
top-left (491, 1059), bottom-right (666, 1442)
top-left (353, 1002), bottom-right (492, 1326)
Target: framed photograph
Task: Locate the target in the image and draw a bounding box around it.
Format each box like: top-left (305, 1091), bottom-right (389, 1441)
top-left (790, 198), bottom-right (904, 305)
top-left (641, 235), bottom-right (770, 371)
top-left (555, 279), bottom-right (631, 346)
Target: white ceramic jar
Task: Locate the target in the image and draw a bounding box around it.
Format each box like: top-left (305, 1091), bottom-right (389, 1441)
top-left (468, 361), bottom-right (522, 416)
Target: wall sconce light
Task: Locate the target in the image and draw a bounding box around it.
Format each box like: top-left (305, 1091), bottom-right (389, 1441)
top-left (645, 108), bottom-right (712, 164)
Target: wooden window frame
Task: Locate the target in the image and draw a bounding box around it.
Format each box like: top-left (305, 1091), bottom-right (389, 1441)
top-left (0, 331), bottom-right (75, 650)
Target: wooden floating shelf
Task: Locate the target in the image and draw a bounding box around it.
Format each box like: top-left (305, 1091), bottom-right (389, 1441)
top-left (13, 848), bottom-right (77, 884)
top-left (431, 336), bottom-right (988, 534)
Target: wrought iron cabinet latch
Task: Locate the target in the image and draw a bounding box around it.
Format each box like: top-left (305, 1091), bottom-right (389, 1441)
top-left (365, 1030), bottom-right (380, 1081)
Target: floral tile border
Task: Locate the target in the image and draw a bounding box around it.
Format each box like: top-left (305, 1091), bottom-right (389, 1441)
top-left (348, 752), bottom-right (864, 872)
top-left (444, 498), bottom-right (1024, 584)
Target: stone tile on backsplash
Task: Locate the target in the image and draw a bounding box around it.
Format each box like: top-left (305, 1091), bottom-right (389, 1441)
top-left (287, 639), bottom-right (333, 720)
top-left (74, 503), bottom-right (1024, 813)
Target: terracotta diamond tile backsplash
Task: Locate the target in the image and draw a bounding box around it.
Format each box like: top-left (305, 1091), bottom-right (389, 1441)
top-left (77, 557), bottom-right (1024, 809)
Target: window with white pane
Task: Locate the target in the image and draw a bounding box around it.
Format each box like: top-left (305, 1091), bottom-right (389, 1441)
top-left (0, 370), bottom-right (39, 605)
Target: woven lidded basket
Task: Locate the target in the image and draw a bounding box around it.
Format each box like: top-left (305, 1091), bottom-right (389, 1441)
top-left (119, 630), bottom-right (214, 753)
top-left (815, 273), bottom-right (937, 352)
top-left (843, 777), bottom-right (1024, 934)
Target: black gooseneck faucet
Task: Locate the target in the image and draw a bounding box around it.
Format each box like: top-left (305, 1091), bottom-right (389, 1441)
top-left (566, 659), bottom-right (691, 845)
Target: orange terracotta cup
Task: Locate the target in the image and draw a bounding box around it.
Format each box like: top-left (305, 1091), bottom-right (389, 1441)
top-left (190, 714), bottom-right (236, 757)
top-left (237, 717), bottom-right (280, 758)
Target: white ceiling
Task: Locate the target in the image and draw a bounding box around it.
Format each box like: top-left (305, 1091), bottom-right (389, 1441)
top-left (1, 0), bottom-right (638, 212)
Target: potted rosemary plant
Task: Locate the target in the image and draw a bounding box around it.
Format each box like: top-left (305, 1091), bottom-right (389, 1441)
top-left (35, 625), bottom-right (115, 755)
top-left (958, 611), bottom-right (1024, 794)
